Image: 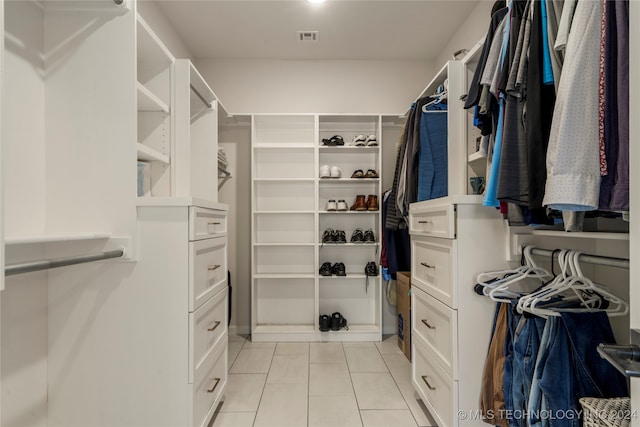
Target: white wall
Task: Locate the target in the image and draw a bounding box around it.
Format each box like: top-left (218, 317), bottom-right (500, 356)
top-left (434, 0), bottom-right (493, 70)
top-left (195, 59), bottom-right (434, 115)
top-left (137, 0), bottom-right (193, 58)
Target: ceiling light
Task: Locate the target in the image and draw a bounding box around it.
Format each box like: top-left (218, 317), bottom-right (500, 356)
top-left (307, 0), bottom-right (326, 4)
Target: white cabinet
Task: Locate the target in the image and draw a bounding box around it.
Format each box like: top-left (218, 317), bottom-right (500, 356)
top-left (251, 114), bottom-right (382, 342)
top-left (137, 200), bottom-right (229, 427)
top-left (409, 196), bottom-right (508, 427)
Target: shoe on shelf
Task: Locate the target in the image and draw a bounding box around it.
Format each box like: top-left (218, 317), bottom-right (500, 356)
top-left (334, 229), bottom-right (347, 243)
top-left (319, 262), bottom-right (333, 276)
top-left (331, 262), bottom-right (346, 276)
top-left (330, 166), bottom-right (342, 178)
top-left (365, 135), bottom-right (378, 146)
top-left (336, 200), bottom-right (348, 211)
top-left (366, 195), bottom-right (379, 211)
top-left (363, 229), bottom-right (376, 243)
top-left (365, 261), bottom-right (379, 276)
top-left (322, 228), bottom-right (335, 244)
top-left (364, 169), bottom-right (379, 178)
top-left (319, 314), bottom-right (331, 332)
top-left (326, 199), bottom-right (337, 211)
top-left (351, 169), bottom-right (365, 178)
top-left (350, 228), bottom-right (365, 243)
top-left (350, 195), bottom-right (367, 211)
top-left (330, 312), bottom-right (348, 331)
top-left (350, 134), bottom-right (366, 146)
top-left (321, 135), bottom-right (344, 146)
top-left (319, 164), bottom-right (331, 178)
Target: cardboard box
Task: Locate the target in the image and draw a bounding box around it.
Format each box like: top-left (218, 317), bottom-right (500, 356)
top-left (396, 271), bottom-right (411, 361)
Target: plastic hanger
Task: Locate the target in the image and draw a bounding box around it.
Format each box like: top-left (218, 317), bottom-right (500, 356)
top-left (475, 245), bottom-right (552, 302)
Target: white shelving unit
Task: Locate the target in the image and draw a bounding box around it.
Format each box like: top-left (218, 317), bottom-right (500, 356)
top-left (136, 12), bottom-right (174, 197)
top-left (251, 114), bottom-right (383, 342)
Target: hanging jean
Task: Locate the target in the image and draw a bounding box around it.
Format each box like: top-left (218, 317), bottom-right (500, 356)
top-left (511, 316), bottom-right (545, 427)
top-left (531, 312), bottom-right (628, 427)
top-left (504, 303), bottom-right (522, 427)
top-left (480, 303), bottom-right (510, 427)
top-left (528, 317), bottom-right (555, 427)
top-left (417, 103), bottom-right (448, 201)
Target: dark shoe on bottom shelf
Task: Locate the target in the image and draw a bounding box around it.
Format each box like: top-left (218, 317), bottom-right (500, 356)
top-left (319, 262), bottom-right (333, 276)
top-left (319, 314), bottom-right (331, 332)
top-left (331, 262), bottom-right (346, 276)
top-left (330, 312), bottom-right (348, 331)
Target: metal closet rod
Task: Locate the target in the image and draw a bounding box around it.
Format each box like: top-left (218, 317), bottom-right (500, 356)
top-left (190, 84), bottom-right (212, 109)
top-left (527, 246), bottom-right (629, 269)
top-left (5, 249), bottom-right (125, 277)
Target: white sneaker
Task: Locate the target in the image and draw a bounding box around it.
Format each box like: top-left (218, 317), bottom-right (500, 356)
top-left (350, 135), bottom-right (366, 146)
top-left (320, 164), bottom-right (331, 178)
top-left (326, 199), bottom-right (337, 211)
top-left (336, 200), bottom-right (348, 211)
top-left (365, 135), bottom-right (378, 146)
top-left (330, 166), bottom-right (342, 178)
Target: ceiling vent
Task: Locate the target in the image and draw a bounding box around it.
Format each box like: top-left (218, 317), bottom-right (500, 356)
top-left (297, 31), bottom-right (319, 42)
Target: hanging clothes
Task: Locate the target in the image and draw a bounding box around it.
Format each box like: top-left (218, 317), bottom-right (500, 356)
top-left (417, 102), bottom-right (448, 201)
top-left (543, 0), bottom-right (603, 211)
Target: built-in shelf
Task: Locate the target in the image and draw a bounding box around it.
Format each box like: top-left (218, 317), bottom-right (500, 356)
top-left (5, 233), bottom-right (111, 245)
top-left (319, 324), bottom-right (380, 333)
top-left (319, 274), bottom-right (377, 279)
top-left (253, 143), bottom-right (315, 149)
top-left (253, 178), bottom-right (315, 183)
top-left (254, 243), bottom-right (315, 247)
top-left (319, 178), bottom-right (379, 183)
top-left (319, 243), bottom-right (379, 247)
top-left (137, 143), bottom-right (169, 164)
top-left (254, 210), bottom-right (316, 215)
top-left (136, 13), bottom-right (174, 64)
top-left (529, 230), bottom-right (630, 241)
top-left (468, 151), bottom-right (487, 163)
top-left (254, 273), bottom-right (316, 279)
top-left (319, 211), bottom-right (380, 215)
top-left (253, 325), bottom-right (315, 334)
top-left (137, 82), bottom-right (169, 113)
top-left (319, 146), bottom-right (379, 153)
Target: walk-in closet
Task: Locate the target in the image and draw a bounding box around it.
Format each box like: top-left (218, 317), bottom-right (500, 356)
top-left (1, 1), bottom-right (638, 427)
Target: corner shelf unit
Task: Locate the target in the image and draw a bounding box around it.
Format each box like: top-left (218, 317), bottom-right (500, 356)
top-left (251, 114), bottom-right (383, 342)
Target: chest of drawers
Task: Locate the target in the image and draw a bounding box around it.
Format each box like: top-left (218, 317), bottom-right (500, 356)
top-left (409, 196), bottom-right (507, 427)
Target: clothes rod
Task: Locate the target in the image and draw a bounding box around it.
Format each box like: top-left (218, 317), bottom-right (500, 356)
top-left (190, 84), bottom-right (212, 109)
top-left (5, 249), bottom-right (125, 276)
top-left (528, 246), bottom-right (629, 269)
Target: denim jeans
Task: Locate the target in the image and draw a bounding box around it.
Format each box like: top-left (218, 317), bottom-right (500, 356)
top-left (528, 317), bottom-right (555, 427)
top-left (532, 312), bottom-right (628, 427)
top-left (504, 303), bottom-right (522, 427)
top-left (511, 316), bottom-right (545, 427)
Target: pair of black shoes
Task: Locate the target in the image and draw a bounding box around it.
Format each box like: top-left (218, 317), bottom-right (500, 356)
top-left (321, 135), bottom-right (344, 146)
top-left (350, 228), bottom-right (376, 243)
top-left (322, 228), bottom-right (346, 244)
top-left (319, 312), bottom-right (348, 332)
top-left (319, 262), bottom-right (346, 276)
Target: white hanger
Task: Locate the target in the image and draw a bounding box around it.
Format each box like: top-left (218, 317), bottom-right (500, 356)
top-left (521, 251), bottom-right (628, 318)
top-left (475, 245), bottom-right (552, 302)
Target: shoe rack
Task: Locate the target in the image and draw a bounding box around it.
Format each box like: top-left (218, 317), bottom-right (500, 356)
top-left (251, 114), bottom-right (382, 342)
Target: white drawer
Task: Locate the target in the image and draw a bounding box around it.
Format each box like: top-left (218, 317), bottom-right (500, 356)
top-left (411, 237), bottom-right (456, 307)
top-left (412, 286), bottom-right (458, 379)
top-left (190, 207), bottom-right (227, 241)
top-left (189, 237), bottom-right (227, 312)
top-left (413, 339), bottom-right (457, 427)
top-left (189, 287), bottom-right (228, 383)
top-left (409, 203), bottom-right (455, 239)
top-left (191, 336), bottom-right (227, 427)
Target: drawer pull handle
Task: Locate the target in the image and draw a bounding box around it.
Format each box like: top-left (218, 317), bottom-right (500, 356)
top-left (208, 265), bottom-right (221, 271)
top-left (207, 378), bottom-right (221, 393)
top-left (207, 221), bottom-right (221, 226)
top-left (421, 319), bottom-right (436, 329)
top-left (208, 321), bottom-right (221, 332)
top-left (422, 376), bottom-right (436, 391)
top-left (418, 220), bottom-right (431, 224)
top-left (421, 262), bottom-right (435, 269)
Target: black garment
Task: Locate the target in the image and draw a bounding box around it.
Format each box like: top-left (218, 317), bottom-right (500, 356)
top-left (404, 97), bottom-right (432, 215)
top-left (464, 7), bottom-right (509, 110)
top-left (497, 0), bottom-right (530, 205)
top-left (382, 194), bottom-right (411, 279)
top-left (599, 0), bottom-right (619, 209)
top-left (525, 0), bottom-right (556, 211)
top-left (384, 112), bottom-right (411, 231)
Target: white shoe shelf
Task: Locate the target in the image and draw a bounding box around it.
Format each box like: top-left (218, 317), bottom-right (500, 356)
top-left (251, 114), bottom-right (383, 342)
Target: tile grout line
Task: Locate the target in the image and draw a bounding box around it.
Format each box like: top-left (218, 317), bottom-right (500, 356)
top-left (249, 340), bottom-right (276, 427)
top-left (343, 342), bottom-right (366, 427)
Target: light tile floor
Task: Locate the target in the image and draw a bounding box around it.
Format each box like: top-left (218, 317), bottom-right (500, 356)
top-left (213, 335), bottom-right (437, 427)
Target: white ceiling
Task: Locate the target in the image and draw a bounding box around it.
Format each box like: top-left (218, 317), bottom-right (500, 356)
top-left (155, 0), bottom-right (481, 61)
